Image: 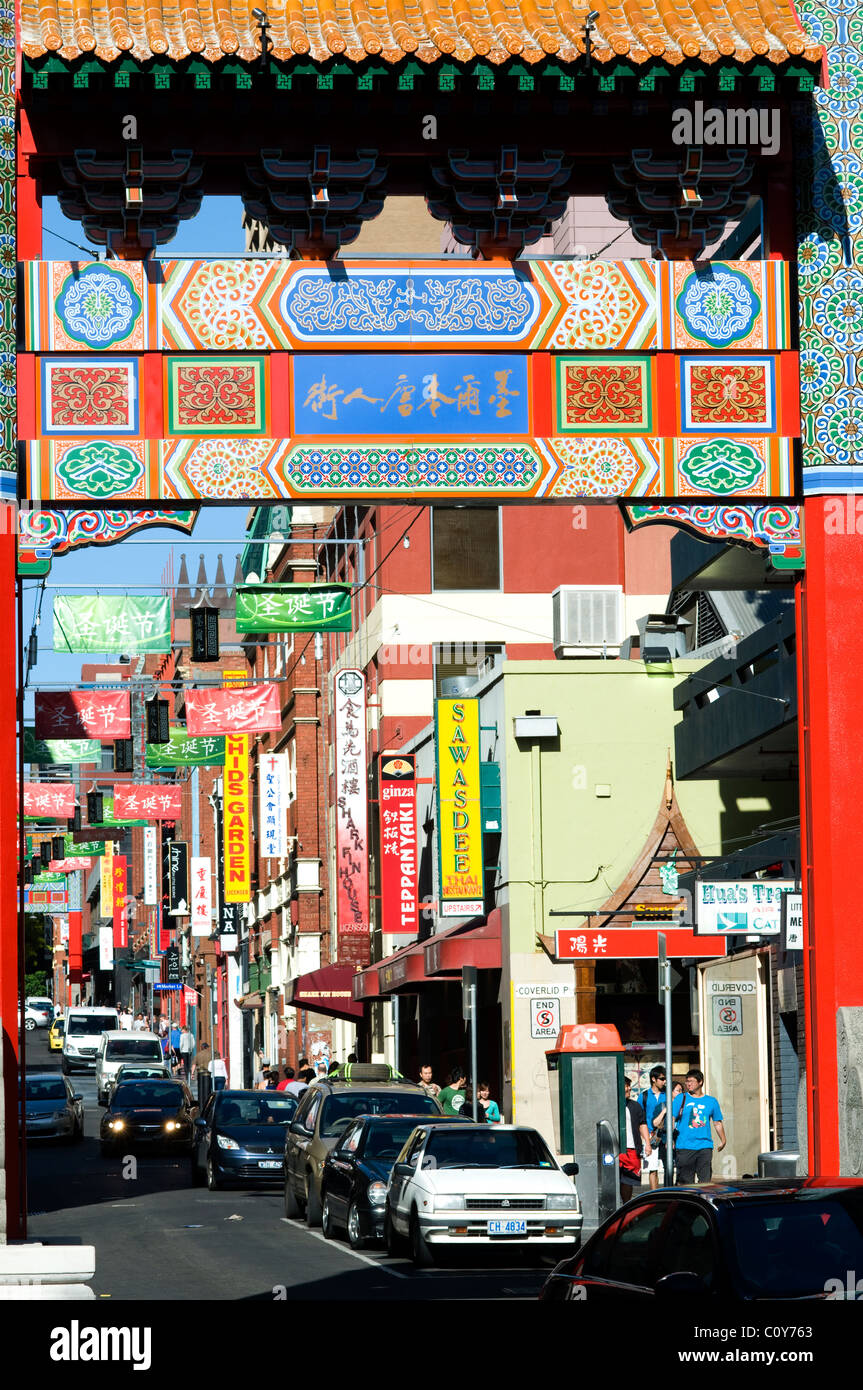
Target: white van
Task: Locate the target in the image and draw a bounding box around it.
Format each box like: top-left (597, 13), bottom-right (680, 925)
top-left (62, 1007), bottom-right (121, 1075)
top-left (95, 1031), bottom-right (164, 1104)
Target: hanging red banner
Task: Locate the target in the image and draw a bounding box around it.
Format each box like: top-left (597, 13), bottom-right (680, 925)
top-left (23, 782), bottom-right (76, 818)
top-left (68, 909), bottom-right (82, 982)
top-left (379, 753), bottom-right (418, 935)
top-left (113, 784), bottom-right (183, 820)
top-left (185, 684), bottom-right (280, 736)
top-left (334, 669), bottom-right (369, 966)
top-left (112, 854), bottom-right (128, 948)
top-left (35, 690), bottom-right (131, 739)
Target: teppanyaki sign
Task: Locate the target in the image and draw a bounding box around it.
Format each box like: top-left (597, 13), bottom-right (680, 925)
top-left (379, 753), bottom-right (418, 935)
top-left (235, 584), bottom-right (352, 634)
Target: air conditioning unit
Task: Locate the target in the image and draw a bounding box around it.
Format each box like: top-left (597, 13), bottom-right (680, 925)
top-left (552, 586), bottom-right (624, 657)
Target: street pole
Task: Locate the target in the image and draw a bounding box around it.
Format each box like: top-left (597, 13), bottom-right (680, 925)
top-left (470, 983), bottom-right (478, 1122)
top-left (658, 933), bottom-right (673, 1185)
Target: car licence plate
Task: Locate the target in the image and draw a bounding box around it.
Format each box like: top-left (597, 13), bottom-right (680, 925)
top-left (487, 1218), bottom-right (527, 1235)
top-left (258, 1160), bottom-right (282, 1169)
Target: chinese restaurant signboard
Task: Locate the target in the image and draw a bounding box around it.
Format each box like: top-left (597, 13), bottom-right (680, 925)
top-left (435, 699), bottom-right (484, 919)
top-left (259, 752), bottom-right (288, 859)
top-left (112, 854), bottom-right (128, 948)
top-left (379, 753), bottom-right (418, 935)
top-left (334, 669), bottom-right (369, 966)
top-left (190, 856), bottom-right (212, 936)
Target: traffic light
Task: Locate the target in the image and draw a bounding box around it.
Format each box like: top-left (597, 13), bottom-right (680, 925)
top-left (191, 607), bottom-right (220, 662)
top-left (87, 790), bottom-right (104, 824)
top-left (634, 903), bottom-right (677, 922)
top-left (114, 738), bottom-right (134, 771)
top-left (146, 697), bottom-right (170, 744)
top-left (51, 835), bottom-right (65, 861)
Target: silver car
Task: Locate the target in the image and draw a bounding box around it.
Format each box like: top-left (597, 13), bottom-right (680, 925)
top-left (24, 1072), bottom-right (84, 1142)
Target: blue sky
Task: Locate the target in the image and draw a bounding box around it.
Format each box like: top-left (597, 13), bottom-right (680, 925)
top-left (26, 197), bottom-right (252, 721)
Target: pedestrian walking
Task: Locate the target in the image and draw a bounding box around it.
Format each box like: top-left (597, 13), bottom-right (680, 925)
top-left (477, 1082), bottom-right (501, 1124)
top-left (178, 1024), bottom-right (194, 1083)
top-left (417, 1064), bottom-right (440, 1099)
top-left (265, 1070), bottom-right (280, 1089)
top-left (672, 1069), bottom-right (726, 1184)
top-left (619, 1077), bottom-right (651, 1205)
top-left (118, 1007), bottom-right (132, 1031)
top-left (132, 1012), bottom-right (147, 1032)
top-left (438, 1067), bottom-right (468, 1116)
top-left (641, 1066), bottom-right (667, 1189)
top-left (276, 1067), bottom-right (295, 1092)
top-left (209, 1053), bottom-right (228, 1092)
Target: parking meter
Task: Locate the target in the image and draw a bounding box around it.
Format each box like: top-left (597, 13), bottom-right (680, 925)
top-left (546, 1024), bottom-right (625, 1235)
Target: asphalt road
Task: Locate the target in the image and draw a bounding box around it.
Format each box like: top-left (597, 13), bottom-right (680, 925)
top-left (23, 1031), bottom-right (553, 1301)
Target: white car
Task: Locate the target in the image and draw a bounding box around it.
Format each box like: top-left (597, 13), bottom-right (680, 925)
top-left (385, 1122), bottom-right (582, 1265)
top-left (19, 1004), bottom-right (50, 1032)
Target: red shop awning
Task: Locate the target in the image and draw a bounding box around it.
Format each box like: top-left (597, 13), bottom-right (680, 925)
top-left (424, 909), bottom-right (502, 975)
top-left (352, 964), bottom-right (382, 1002)
top-left (288, 964), bottom-right (364, 1023)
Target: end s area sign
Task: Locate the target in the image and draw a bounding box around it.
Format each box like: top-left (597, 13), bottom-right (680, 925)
top-left (529, 996), bottom-right (561, 1039)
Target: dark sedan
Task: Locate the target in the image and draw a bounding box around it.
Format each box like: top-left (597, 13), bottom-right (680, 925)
top-left (192, 1089), bottom-right (299, 1190)
top-left (321, 1113), bottom-right (471, 1249)
top-left (538, 1178), bottom-right (863, 1301)
top-left (100, 1079), bottom-right (198, 1155)
top-left (24, 1073), bottom-right (84, 1143)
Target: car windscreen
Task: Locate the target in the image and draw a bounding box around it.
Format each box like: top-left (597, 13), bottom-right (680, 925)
top-left (112, 1083), bottom-right (184, 1108)
top-left (106, 1038), bottom-right (162, 1059)
top-left (26, 1079), bottom-right (67, 1102)
top-left (67, 1016), bottom-right (117, 1036)
top-left (216, 1095), bottom-right (298, 1125)
top-left (116, 1068), bottom-right (166, 1081)
top-left (423, 1128), bottom-right (556, 1169)
top-left (363, 1122), bottom-right (428, 1160)
top-left (321, 1092), bottom-right (440, 1137)
top-left (724, 1194), bottom-right (863, 1297)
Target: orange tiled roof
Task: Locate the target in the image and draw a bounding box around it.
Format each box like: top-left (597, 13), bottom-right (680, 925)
top-left (21, 0), bottom-right (823, 68)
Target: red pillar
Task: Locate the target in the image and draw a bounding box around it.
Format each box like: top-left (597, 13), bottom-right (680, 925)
top-left (798, 497), bottom-right (863, 1175)
top-left (0, 524), bottom-right (21, 1235)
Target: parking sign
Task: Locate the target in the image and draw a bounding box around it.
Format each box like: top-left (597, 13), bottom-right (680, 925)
top-left (529, 997), bottom-right (560, 1040)
top-left (711, 995), bottom-right (743, 1036)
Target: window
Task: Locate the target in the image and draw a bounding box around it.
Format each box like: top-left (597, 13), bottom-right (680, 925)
top-left (601, 1201), bottom-right (671, 1288)
top-left (433, 642), bottom-right (504, 699)
top-left (320, 1091), bottom-right (440, 1138)
top-left (655, 1203), bottom-right (716, 1287)
top-left (432, 507), bottom-right (501, 591)
top-left (303, 1093), bottom-right (322, 1134)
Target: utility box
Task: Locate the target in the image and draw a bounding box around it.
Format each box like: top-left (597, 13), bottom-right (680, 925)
top-left (547, 1024), bottom-right (626, 1235)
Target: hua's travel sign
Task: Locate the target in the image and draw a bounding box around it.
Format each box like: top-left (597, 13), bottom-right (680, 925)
top-left (435, 699), bottom-right (484, 919)
top-left (696, 880), bottom-right (796, 936)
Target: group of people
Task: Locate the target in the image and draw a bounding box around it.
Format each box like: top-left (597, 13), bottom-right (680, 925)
top-left (620, 1066), bottom-right (726, 1202)
top-left (255, 1053), bottom-right (360, 1094)
top-left (418, 1064), bottom-right (501, 1123)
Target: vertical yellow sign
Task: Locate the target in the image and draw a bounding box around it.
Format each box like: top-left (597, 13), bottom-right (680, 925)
top-left (436, 698), bottom-right (484, 918)
top-left (99, 839), bottom-right (114, 918)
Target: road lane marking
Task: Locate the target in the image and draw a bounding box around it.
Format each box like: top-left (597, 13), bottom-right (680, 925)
top-left (279, 1218), bottom-right (409, 1279)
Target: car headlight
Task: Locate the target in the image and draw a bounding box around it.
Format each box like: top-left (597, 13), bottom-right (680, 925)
top-left (546, 1193), bottom-right (579, 1211)
top-left (367, 1182), bottom-right (387, 1207)
top-left (216, 1134), bottom-right (239, 1150)
top-left (433, 1194), bottom-right (466, 1211)
top-left (164, 1120), bottom-right (177, 1132)
top-left (109, 1119), bottom-right (125, 1131)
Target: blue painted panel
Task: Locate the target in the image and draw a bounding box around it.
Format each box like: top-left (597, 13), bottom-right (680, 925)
top-left (292, 353), bottom-right (529, 434)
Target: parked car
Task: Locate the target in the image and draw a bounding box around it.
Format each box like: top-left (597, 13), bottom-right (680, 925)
top-left (284, 1067), bottom-right (443, 1226)
top-left (105, 1062), bottom-right (172, 1103)
top-left (192, 1089), bottom-right (300, 1190)
top-left (48, 1016), bottom-right (65, 1051)
top-left (24, 1072), bottom-right (84, 1142)
top-left (538, 1179), bottom-right (863, 1302)
top-left (385, 1122), bottom-right (581, 1266)
top-left (62, 1006), bottom-right (120, 1074)
top-left (95, 1031), bottom-right (164, 1104)
top-left (321, 1112), bottom-right (471, 1249)
top-left (19, 1003), bottom-right (50, 1032)
top-left (100, 1078), bottom-right (198, 1155)
top-left (27, 996), bottom-right (60, 1020)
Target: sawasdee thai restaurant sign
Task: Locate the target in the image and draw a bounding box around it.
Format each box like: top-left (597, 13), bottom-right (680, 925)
top-left (334, 669), bottom-right (369, 966)
top-left (436, 699), bottom-right (484, 918)
top-left (379, 753), bottom-right (418, 934)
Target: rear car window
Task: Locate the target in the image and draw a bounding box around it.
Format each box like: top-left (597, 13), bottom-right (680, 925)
top-left (106, 1038), bottom-right (162, 1059)
top-left (320, 1091), bottom-right (441, 1138)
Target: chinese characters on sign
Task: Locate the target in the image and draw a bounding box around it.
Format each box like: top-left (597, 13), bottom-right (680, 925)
top-left (435, 699), bottom-right (484, 919)
top-left (23, 728), bottom-right (100, 764)
top-left (98, 925), bottom-right (114, 972)
top-left (235, 584), bottom-right (353, 634)
top-left (23, 783), bottom-right (76, 819)
top-left (293, 354), bottom-right (529, 435)
top-left (53, 595), bottom-right (172, 654)
top-left (224, 734), bottom-right (251, 903)
top-left (190, 856), bottom-right (212, 936)
top-left (334, 669), bottom-right (369, 967)
top-left (112, 854), bottom-right (128, 949)
top-left (379, 753), bottom-right (418, 935)
top-left (259, 753), bottom-right (288, 859)
top-left (145, 728), bottom-right (226, 767)
top-left (113, 784), bottom-right (183, 820)
top-left (554, 928), bottom-right (726, 959)
top-left (35, 690), bottom-right (131, 740)
top-left (143, 826), bottom-right (158, 906)
top-left (185, 685), bottom-right (281, 736)
top-left (99, 841), bottom-right (114, 919)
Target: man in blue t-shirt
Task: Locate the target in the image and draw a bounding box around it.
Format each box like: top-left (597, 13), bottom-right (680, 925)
top-left (672, 1068), bottom-right (726, 1184)
top-left (640, 1066), bottom-right (667, 1189)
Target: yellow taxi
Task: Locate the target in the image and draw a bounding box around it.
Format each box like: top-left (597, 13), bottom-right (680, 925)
top-left (48, 1016), bottom-right (65, 1051)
